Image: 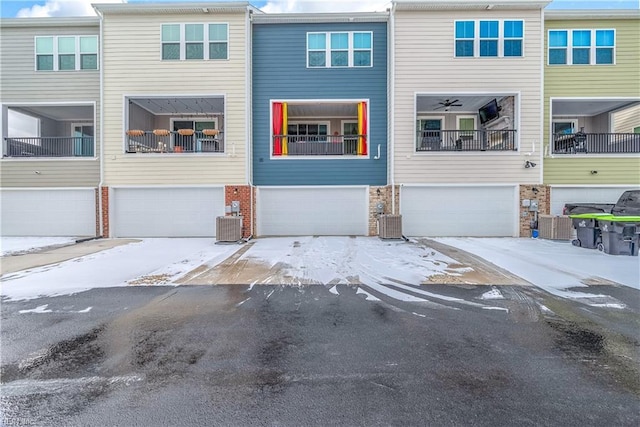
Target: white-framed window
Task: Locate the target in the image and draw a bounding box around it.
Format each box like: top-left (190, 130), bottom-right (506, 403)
top-left (416, 116), bottom-right (444, 150)
top-left (287, 122), bottom-right (330, 140)
top-left (455, 20), bottom-right (524, 58)
top-left (161, 23), bottom-right (228, 61)
top-left (35, 35), bottom-right (98, 71)
top-left (548, 29), bottom-right (615, 65)
top-left (307, 32), bottom-right (373, 68)
top-left (552, 119), bottom-right (579, 135)
top-left (457, 116), bottom-right (477, 135)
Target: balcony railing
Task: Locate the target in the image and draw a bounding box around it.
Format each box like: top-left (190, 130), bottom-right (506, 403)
top-left (552, 132), bottom-right (640, 154)
top-left (126, 130), bottom-right (224, 154)
top-left (272, 134), bottom-right (363, 156)
top-left (416, 129), bottom-right (517, 152)
top-left (3, 137), bottom-right (94, 158)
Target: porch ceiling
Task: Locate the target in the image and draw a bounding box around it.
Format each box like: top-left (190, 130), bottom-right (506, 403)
top-left (416, 95), bottom-right (497, 113)
top-left (130, 97), bottom-right (224, 115)
top-left (552, 100), bottom-right (640, 117)
top-left (11, 105), bottom-right (93, 121)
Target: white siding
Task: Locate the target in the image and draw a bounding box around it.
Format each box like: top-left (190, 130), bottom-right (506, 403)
top-left (102, 13), bottom-right (248, 185)
top-left (0, 21), bottom-right (100, 188)
top-left (393, 9), bottom-right (544, 184)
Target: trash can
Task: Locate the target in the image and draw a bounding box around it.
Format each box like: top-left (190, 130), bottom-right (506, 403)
top-left (596, 216), bottom-right (640, 256)
top-left (569, 213), bottom-right (612, 249)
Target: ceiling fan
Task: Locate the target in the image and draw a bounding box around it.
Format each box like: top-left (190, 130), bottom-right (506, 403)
top-left (435, 99), bottom-right (463, 110)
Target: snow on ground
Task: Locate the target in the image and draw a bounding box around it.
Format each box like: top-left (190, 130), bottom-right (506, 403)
top-left (1, 239), bottom-right (239, 301)
top-left (436, 237), bottom-right (640, 297)
top-left (1, 237), bottom-right (77, 256)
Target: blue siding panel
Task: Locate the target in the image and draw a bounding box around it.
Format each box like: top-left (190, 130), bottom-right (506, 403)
top-left (252, 22), bottom-right (388, 186)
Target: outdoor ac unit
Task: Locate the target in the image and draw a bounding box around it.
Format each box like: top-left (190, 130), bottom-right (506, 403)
top-left (538, 215), bottom-right (573, 240)
top-left (379, 214), bottom-right (403, 239)
top-left (216, 216), bottom-right (242, 242)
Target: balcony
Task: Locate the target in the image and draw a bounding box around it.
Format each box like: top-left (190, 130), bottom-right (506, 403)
top-left (272, 134), bottom-right (363, 156)
top-left (552, 132), bottom-right (640, 155)
top-left (4, 136), bottom-right (94, 158)
top-left (126, 129), bottom-right (224, 154)
top-left (416, 129), bottom-right (517, 152)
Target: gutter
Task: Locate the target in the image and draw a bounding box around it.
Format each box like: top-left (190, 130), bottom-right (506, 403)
top-left (247, 6), bottom-right (255, 238)
top-left (96, 5), bottom-right (105, 238)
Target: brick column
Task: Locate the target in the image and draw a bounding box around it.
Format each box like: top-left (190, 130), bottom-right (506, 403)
top-left (519, 184), bottom-right (550, 237)
top-left (225, 185), bottom-right (252, 238)
top-left (101, 186), bottom-right (110, 237)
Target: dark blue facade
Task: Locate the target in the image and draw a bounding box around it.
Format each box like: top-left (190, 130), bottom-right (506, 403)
top-left (252, 21), bottom-right (388, 186)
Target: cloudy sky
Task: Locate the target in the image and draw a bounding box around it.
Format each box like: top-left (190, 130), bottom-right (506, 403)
top-left (0, 0), bottom-right (637, 18)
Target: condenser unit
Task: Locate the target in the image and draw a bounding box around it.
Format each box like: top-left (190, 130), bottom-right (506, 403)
top-left (379, 214), bottom-right (403, 239)
top-left (216, 216), bottom-right (242, 242)
top-left (537, 215), bottom-right (573, 240)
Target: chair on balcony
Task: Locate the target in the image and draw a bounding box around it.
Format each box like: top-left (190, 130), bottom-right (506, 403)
top-left (198, 129), bottom-right (221, 152)
top-left (153, 129), bottom-right (170, 152)
top-left (421, 132), bottom-right (441, 151)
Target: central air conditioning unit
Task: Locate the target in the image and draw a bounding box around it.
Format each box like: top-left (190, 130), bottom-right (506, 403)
top-left (538, 215), bottom-right (573, 240)
top-left (216, 216), bottom-right (242, 242)
top-left (378, 214), bottom-right (403, 239)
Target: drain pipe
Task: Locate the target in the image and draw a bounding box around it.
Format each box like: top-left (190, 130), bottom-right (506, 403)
top-left (389, 3), bottom-right (396, 215)
top-left (246, 6), bottom-right (254, 241)
top-left (96, 6), bottom-right (105, 238)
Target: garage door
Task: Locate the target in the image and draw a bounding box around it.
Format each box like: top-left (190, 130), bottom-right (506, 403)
top-left (401, 185), bottom-right (518, 237)
top-left (112, 187), bottom-right (225, 237)
top-left (550, 186), bottom-right (635, 215)
top-left (1, 188), bottom-right (96, 236)
top-left (257, 187), bottom-right (368, 236)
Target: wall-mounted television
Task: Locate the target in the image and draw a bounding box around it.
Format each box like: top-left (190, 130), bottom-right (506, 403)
top-left (479, 98), bottom-right (500, 125)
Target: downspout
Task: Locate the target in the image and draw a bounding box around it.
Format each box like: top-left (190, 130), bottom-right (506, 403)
top-left (246, 6), bottom-right (254, 239)
top-left (538, 6), bottom-right (545, 186)
top-left (389, 3), bottom-right (396, 214)
top-left (96, 7), bottom-right (105, 237)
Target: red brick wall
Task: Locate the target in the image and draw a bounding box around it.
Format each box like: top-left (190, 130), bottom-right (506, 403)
top-left (101, 187), bottom-right (109, 237)
top-left (225, 185), bottom-right (252, 238)
top-left (94, 188), bottom-right (101, 237)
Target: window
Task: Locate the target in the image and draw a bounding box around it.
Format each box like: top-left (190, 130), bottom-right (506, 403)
top-left (288, 123), bottom-right (329, 140)
top-left (161, 23), bottom-right (228, 61)
top-left (548, 29), bottom-right (615, 65)
top-left (553, 120), bottom-right (578, 135)
top-left (307, 32), bottom-right (373, 68)
top-left (455, 20), bottom-right (524, 58)
top-left (35, 35), bottom-right (98, 71)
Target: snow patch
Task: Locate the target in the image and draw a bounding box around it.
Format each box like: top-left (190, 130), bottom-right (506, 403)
top-left (19, 304), bottom-right (52, 314)
top-left (481, 288), bottom-right (505, 300)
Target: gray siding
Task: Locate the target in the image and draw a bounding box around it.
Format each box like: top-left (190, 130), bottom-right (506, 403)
top-left (0, 20), bottom-right (100, 188)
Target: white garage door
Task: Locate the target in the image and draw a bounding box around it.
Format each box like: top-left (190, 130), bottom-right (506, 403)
top-left (257, 187), bottom-right (368, 236)
top-left (112, 187), bottom-right (225, 237)
top-left (550, 186), bottom-right (636, 215)
top-left (401, 185), bottom-right (518, 237)
top-left (1, 188), bottom-right (96, 237)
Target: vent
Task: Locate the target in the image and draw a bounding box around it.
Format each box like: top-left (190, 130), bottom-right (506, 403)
top-left (379, 214), bottom-right (403, 239)
top-left (216, 216), bottom-right (242, 242)
top-left (538, 215), bottom-right (572, 240)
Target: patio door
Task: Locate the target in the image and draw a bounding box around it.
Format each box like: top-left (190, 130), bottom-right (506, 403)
top-left (71, 123), bottom-right (94, 156)
top-left (171, 119), bottom-right (217, 151)
top-left (342, 121), bottom-right (358, 154)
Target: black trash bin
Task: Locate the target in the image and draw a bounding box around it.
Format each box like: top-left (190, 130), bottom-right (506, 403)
top-left (569, 213), bottom-right (611, 249)
top-left (596, 216), bottom-right (640, 256)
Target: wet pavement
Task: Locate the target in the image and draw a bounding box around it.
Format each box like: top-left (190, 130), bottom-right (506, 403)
top-left (1, 283), bottom-right (639, 426)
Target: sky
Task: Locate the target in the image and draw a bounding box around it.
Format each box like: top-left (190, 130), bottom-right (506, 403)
top-left (0, 0), bottom-right (638, 18)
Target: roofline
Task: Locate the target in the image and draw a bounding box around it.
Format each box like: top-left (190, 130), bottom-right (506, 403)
top-left (0, 17), bottom-right (99, 27)
top-left (544, 9), bottom-right (640, 20)
top-left (93, 2), bottom-right (261, 14)
top-left (393, 0), bottom-right (550, 10)
top-left (252, 12), bottom-right (390, 24)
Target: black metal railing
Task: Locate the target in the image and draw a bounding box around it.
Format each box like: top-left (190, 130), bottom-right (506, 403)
top-left (272, 134), bottom-right (364, 155)
top-left (126, 130), bottom-right (224, 153)
top-left (3, 137), bottom-right (94, 157)
top-left (415, 129), bottom-right (517, 152)
top-left (552, 132), bottom-right (640, 154)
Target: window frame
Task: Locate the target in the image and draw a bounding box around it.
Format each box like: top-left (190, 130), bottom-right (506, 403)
top-left (547, 28), bottom-right (616, 66)
top-left (34, 35), bottom-right (98, 71)
top-left (454, 19), bottom-right (525, 58)
top-left (161, 23), bottom-right (229, 61)
top-left (306, 31), bottom-right (373, 68)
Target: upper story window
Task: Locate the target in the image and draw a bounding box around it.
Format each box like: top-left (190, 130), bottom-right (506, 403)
top-left (307, 32), bottom-right (373, 68)
top-left (455, 20), bottom-right (524, 58)
top-left (35, 35), bottom-right (98, 71)
top-left (161, 23), bottom-right (228, 61)
top-left (548, 29), bottom-right (615, 65)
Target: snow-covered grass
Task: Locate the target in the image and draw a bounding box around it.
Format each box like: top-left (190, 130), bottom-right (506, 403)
top-left (1, 237), bottom-right (77, 256)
